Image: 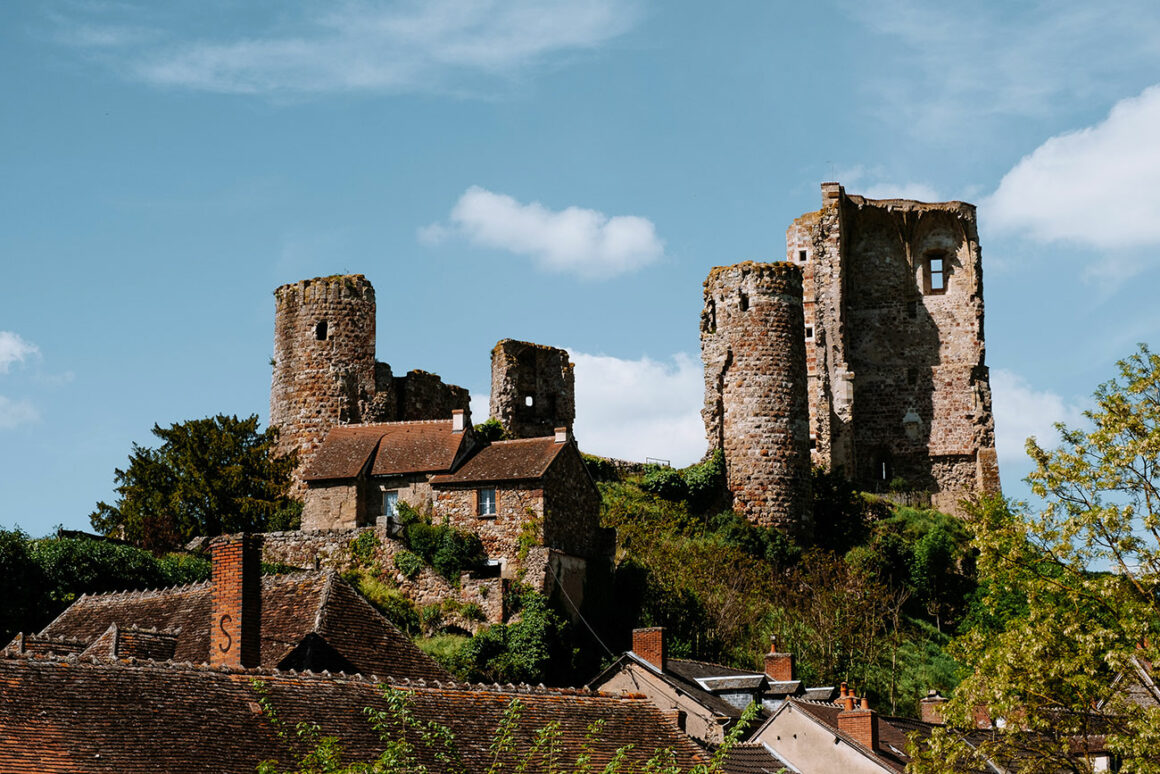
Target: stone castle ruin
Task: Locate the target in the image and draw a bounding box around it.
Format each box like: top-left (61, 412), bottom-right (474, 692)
top-left (703, 183), bottom-right (1001, 527)
top-left (490, 339), bottom-right (576, 440)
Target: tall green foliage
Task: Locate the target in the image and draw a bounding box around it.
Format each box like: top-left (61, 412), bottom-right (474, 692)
top-left (89, 414), bottom-right (298, 550)
top-left (912, 346), bottom-right (1160, 773)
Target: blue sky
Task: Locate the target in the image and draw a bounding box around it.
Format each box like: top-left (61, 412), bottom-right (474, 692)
top-left (4, 0), bottom-right (1160, 536)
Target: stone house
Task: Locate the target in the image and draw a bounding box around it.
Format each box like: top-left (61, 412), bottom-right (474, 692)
top-left (299, 411), bottom-right (613, 609)
top-left (589, 628), bottom-right (835, 747)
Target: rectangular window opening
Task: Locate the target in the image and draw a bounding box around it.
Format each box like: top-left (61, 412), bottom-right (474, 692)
top-left (382, 490), bottom-right (401, 536)
top-left (477, 487), bottom-right (497, 518)
top-left (925, 254), bottom-right (947, 294)
top-left (797, 249), bottom-right (807, 263)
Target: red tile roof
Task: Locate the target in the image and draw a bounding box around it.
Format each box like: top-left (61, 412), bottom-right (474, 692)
top-left (430, 436), bottom-right (566, 484)
top-left (304, 420), bottom-right (471, 481)
top-left (30, 571), bottom-right (448, 682)
top-left (0, 657), bottom-right (708, 773)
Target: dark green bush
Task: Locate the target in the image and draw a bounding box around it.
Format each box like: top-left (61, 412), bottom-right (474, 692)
top-left (393, 550), bottom-right (424, 579)
top-left (681, 450), bottom-right (726, 512)
top-left (432, 530), bottom-right (486, 581)
top-left (348, 530), bottom-right (381, 568)
top-left (581, 454), bottom-right (620, 482)
top-left (640, 466), bottom-right (688, 500)
top-left (474, 418), bottom-right (507, 443)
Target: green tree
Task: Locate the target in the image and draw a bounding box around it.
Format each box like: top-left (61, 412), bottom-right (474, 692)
top-left (912, 345), bottom-right (1160, 774)
top-left (90, 414), bottom-right (298, 550)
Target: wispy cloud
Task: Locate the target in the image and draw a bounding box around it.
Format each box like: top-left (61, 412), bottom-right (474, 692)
top-left (48, 0), bottom-right (640, 96)
top-left (422, 186), bottom-right (664, 280)
top-left (985, 85), bottom-right (1160, 252)
top-left (0, 396), bottom-right (40, 430)
top-left (0, 332), bottom-right (39, 374)
top-left (991, 369), bottom-right (1085, 469)
top-left (846, 0), bottom-right (1160, 136)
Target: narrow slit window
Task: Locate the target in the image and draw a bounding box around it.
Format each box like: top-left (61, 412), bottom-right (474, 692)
top-left (798, 249), bottom-right (807, 263)
top-left (925, 253), bottom-right (947, 294)
top-left (739, 292), bottom-right (749, 312)
top-left (315, 320), bottom-right (328, 341)
top-left (805, 325), bottom-right (814, 340)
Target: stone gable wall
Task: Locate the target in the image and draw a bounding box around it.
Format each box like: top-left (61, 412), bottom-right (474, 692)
top-left (433, 484), bottom-right (545, 572)
top-left (542, 444), bottom-right (610, 560)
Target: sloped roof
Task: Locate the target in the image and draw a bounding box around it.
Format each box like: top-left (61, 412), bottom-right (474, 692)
top-left (782, 699), bottom-right (920, 773)
top-left (430, 436), bottom-right (566, 485)
top-left (0, 657), bottom-right (708, 774)
top-left (31, 571), bottom-right (447, 682)
top-left (304, 420), bottom-right (469, 481)
top-left (720, 742), bottom-right (800, 774)
top-left (590, 652), bottom-right (766, 720)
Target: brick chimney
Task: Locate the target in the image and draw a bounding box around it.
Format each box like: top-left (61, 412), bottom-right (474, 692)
top-left (838, 696), bottom-right (879, 752)
top-left (763, 637), bottom-right (794, 682)
top-left (920, 689), bottom-right (948, 724)
top-left (210, 534), bottom-right (262, 669)
top-left (632, 627), bottom-right (666, 671)
top-left (452, 409), bottom-right (465, 433)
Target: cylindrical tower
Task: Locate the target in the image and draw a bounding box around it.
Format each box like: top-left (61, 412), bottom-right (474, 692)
top-left (270, 275), bottom-right (377, 493)
top-left (701, 262), bottom-right (811, 533)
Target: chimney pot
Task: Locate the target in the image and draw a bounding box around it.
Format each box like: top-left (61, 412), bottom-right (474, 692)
top-left (838, 694), bottom-right (879, 751)
top-left (920, 690), bottom-right (949, 725)
top-left (632, 627), bottom-right (666, 672)
top-left (554, 426), bottom-right (568, 444)
top-left (452, 410), bottom-right (465, 433)
top-left (763, 641), bottom-right (794, 683)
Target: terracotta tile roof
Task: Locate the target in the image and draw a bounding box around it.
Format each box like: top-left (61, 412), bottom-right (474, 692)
top-left (590, 653), bottom-right (765, 721)
top-left (305, 420), bottom-right (471, 480)
top-left (430, 436), bottom-right (566, 484)
top-left (0, 657), bottom-right (708, 774)
top-left (33, 571), bottom-right (448, 682)
top-left (789, 699), bottom-right (917, 772)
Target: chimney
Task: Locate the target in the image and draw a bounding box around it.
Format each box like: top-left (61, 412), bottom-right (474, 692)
top-left (554, 426), bottom-right (568, 444)
top-left (452, 409), bottom-right (465, 433)
top-left (632, 627), bottom-right (666, 671)
top-left (763, 637), bottom-right (794, 682)
top-left (838, 695), bottom-right (879, 752)
top-left (210, 534), bottom-right (263, 669)
top-left (920, 689), bottom-right (949, 724)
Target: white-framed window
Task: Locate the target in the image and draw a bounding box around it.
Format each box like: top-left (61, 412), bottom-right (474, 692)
top-left (382, 490), bottom-right (401, 536)
top-left (477, 487), bottom-right (497, 518)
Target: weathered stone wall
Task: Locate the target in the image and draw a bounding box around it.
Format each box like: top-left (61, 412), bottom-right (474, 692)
top-left (260, 528), bottom-right (504, 627)
top-left (301, 481), bottom-right (364, 532)
top-left (434, 484), bottom-right (545, 574)
top-left (271, 275), bottom-right (377, 495)
top-left (701, 262), bottom-right (812, 532)
top-left (542, 444), bottom-right (612, 560)
top-left (787, 184), bottom-right (1000, 515)
top-left (490, 339), bottom-right (575, 439)
top-left (369, 368), bottom-right (470, 424)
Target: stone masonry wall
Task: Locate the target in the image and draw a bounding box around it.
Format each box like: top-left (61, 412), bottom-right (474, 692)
top-left (490, 339), bottom-right (575, 439)
top-left (434, 484), bottom-right (545, 576)
top-left (701, 262), bottom-right (812, 533)
top-left (260, 528), bottom-right (504, 627)
top-left (787, 184), bottom-right (1000, 515)
top-left (542, 443), bottom-right (611, 560)
top-left (271, 276), bottom-right (378, 495)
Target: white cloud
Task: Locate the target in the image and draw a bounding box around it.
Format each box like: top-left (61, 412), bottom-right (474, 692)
top-left (985, 84), bottom-right (1160, 250)
top-left (0, 396), bottom-right (39, 429)
top-left (569, 350), bottom-right (705, 466)
top-left (861, 182), bottom-right (942, 202)
top-left (0, 332), bottom-right (38, 374)
top-left (426, 186), bottom-right (665, 279)
top-left (52, 0), bottom-right (639, 96)
top-left (991, 369), bottom-right (1085, 467)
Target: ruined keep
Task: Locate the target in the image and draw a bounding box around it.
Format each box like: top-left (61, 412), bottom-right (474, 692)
top-left (489, 339), bottom-right (575, 439)
top-left (788, 183), bottom-right (1000, 514)
top-left (271, 275), bottom-right (469, 492)
top-left (701, 262), bottom-right (812, 532)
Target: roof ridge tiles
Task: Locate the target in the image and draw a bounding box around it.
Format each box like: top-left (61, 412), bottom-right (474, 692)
top-left (80, 579), bottom-right (214, 600)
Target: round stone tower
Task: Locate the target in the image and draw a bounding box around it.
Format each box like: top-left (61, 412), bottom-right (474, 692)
top-left (271, 275), bottom-right (377, 493)
top-left (701, 261), bottom-right (811, 533)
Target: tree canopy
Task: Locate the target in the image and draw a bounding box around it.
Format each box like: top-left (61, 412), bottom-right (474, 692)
top-left (912, 345), bottom-right (1160, 773)
top-left (89, 414), bottom-right (299, 550)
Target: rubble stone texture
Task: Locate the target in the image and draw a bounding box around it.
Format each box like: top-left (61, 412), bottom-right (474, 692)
top-left (701, 262), bottom-right (812, 532)
top-left (271, 275), bottom-right (468, 493)
top-left (786, 183), bottom-right (1000, 515)
top-left (489, 339), bottom-right (575, 439)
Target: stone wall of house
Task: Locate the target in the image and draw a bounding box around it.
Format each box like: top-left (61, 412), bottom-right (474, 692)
top-left (433, 484), bottom-right (545, 574)
top-left (787, 184), bottom-right (1000, 514)
top-left (301, 481), bottom-right (364, 532)
top-left (701, 261), bottom-right (812, 533)
top-left (542, 444), bottom-right (613, 560)
top-left (271, 275), bottom-right (470, 495)
top-left (271, 275), bottom-right (378, 495)
top-left (490, 339), bottom-right (575, 439)
top-left (260, 528), bottom-right (504, 627)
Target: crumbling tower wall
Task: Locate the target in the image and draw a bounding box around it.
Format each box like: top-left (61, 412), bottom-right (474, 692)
top-left (788, 183), bottom-right (1000, 514)
top-left (271, 275), bottom-right (377, 493)
top-left (490, 339), bottom-right (575, 439)
top-left (701, 262), bottom-right (811, 532)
